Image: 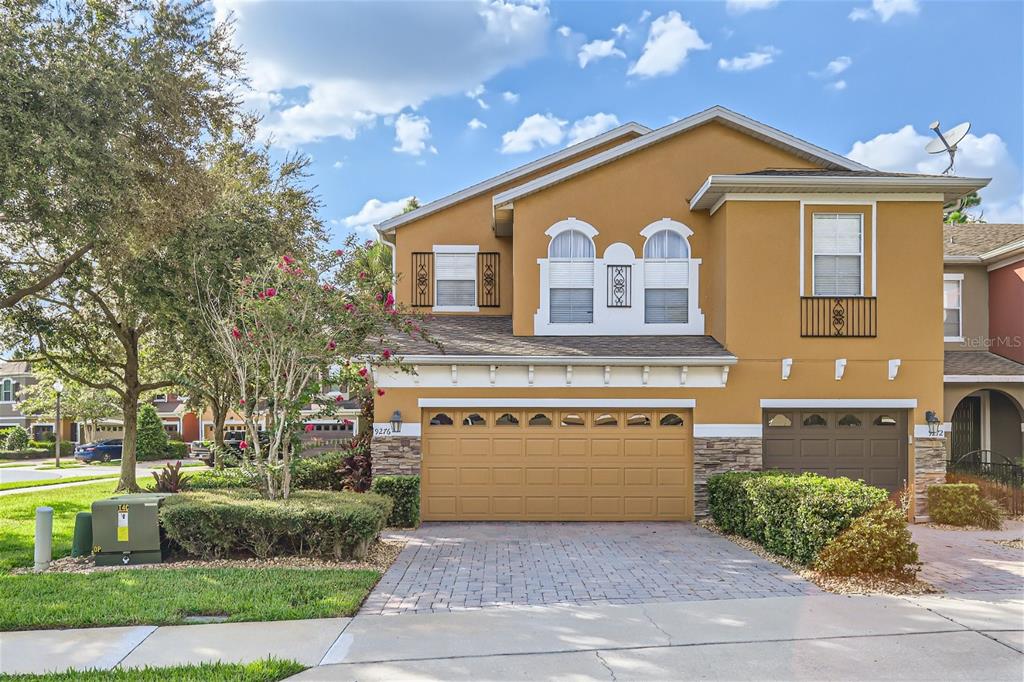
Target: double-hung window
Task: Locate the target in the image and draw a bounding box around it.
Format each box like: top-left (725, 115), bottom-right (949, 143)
top-left (812, 214), bottom-right (863, 296)
top-left (434, 251), bottom-right (476, 310)
top-left (644, 229), bottom-right (689, 323)
top-left (0, 379), bottom-right (12, 403)
top-left (943, 274), bottom-right (963, 341)
top-left (549, 230), bottom-right (594, 323)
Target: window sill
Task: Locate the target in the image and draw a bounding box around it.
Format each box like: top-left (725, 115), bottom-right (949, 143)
top-left (433, 305), bottom-right (479, 313)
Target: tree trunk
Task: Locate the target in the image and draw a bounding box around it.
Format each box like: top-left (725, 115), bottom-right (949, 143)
top-left (212, 400), bottom-right (228, 468)
top-left (117, 391), bottom-right (140, 492)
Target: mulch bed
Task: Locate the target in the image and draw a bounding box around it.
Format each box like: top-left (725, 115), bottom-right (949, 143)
top-left (13, 536), bottom-right (406, 576)
top-left (697, 518), bottom-right (939, 596)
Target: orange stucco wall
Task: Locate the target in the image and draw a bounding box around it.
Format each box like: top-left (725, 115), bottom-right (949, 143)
top-left (988, 258), bottom-right (1024, 364)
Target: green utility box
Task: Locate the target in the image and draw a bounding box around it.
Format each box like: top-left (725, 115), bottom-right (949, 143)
top-left (92, 493), bottom-right (171, 566)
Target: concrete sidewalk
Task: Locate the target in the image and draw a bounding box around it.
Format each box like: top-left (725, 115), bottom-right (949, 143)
top-left (1, 592), bottom-right (1020, 679)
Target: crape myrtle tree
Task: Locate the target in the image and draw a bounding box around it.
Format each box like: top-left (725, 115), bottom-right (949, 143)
top-left (1, 0), bottom-right (246, 491)
top-left (164, 120), bottom-right (325, 464)
top-left (197, 242), bottom-right (429, 500)
top-left (15, 366), bottom-right (120, 444)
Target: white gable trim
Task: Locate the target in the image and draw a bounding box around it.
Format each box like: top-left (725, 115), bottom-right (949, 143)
top-left (377, 122), bottom-right (650, 232)
top-left (492, 106), bottom-right (871, 207)
top-left (760, 399), bottom-right (918, 408)
top-left (419, 398), bottom-right (696, 408)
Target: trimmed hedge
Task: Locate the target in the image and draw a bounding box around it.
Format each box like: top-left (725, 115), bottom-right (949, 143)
top-left (928, 483), bottom-right (1002, 529)
top-left (160, 488), bottom-right (393, 560)
top-left (0, 448), bottom-right (50, 460)
top-left (291, 452), bottom-right (345, 491)
top-left (815, 502), bottom-right (919, 577)
top-left (371, 475), bottom-right (420, 528)
top-left (708, 472), bottom-right (888, 565)
top-left (29, 440), bottom-right (79, 456)
top-left (5, 426), bottom-right (29, 451)
top-left (165, 440), bottom-right (188, 460)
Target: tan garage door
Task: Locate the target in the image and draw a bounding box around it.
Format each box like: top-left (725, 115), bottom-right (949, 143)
top-left (420, 407), bottom-right (693, 521)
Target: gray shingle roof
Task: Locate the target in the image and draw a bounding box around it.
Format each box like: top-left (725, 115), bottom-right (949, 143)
top-left (392, 316), bottom-right (733, 359)
top-left (741, 169), bottom-right (950, 178)
top-left (0, 361), bottom-right (31, 376)
top-left (945, 351), bottom-right (1024, 377)
top-left (943, 224), bottom-right (1024, 258)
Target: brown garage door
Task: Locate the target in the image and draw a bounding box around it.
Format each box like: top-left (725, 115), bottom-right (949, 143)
top-left (762, 409), bottom-right (908, 491)
top-left (420, 407), bottom-right (693, 521)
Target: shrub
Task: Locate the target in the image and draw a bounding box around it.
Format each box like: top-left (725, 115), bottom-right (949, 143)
top-left (28, 439), bottom-right (77, 456)
top-left (815, 502), bottom-right (920, 577)
top-left (707, 471), bottom-right (774, 541)
top-left (151, 462), bottom-right (191, 493)
top-left (5, 426), bottom-right (29, 451)
top-left (371, 475), bottom-right (420, 528)
top-left (160, 488), bottom-right (392, 560)
top-left (136, 404), bottom-right (169, 460)
top-left (745, 473), bottom-right (888, 565)
top-left (291, 452), bottom-right (345, 491)
top-left (165, 440), bottom-right (188, 459)
top-left (0, 448), bottom-right (49, 460)
top-left (188, 468), bottom-right (252, 490)
top-left (928, 483), bottom-right (1002, 529)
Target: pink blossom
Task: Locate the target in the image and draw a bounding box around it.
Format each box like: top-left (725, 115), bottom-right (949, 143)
top-left (305, 424), bottom-right (315, 432)
top-left (335, 395), bottom-right (343, 402)
top-left (335, 249), bottom-right (344, 257)
top-left (376, 293), bottom-right (383, 301)
top-left (327, 340), bottom-right (337, 351)
top-left (358, 367), bottom-right (368, 377)
top-left (265, 287), bottom-right (277, 298)
top-left (239, 399), bottom-right (245, 405)
top-left (345, 303), bottom-right (355, 312)
top-left (358, 271), bottom-right (367, 280)
top-left (342, 419), bottom-right (352, 426)
top-left (382, 349), bottom-right (392, 360)
top-left (322, 283), bottom-right (335, 292)
top-left (377, 388), bottom-right (386, 397)
top-left (257, 291), bottom-right (266, 300)
top-left (239, 440), bottom-right (248, 450)
top-left (231, 327), bottom-right (241, 339)
top-left (385, 292), bottom-right (395, 307)
top-left (282, 254), bottom-right (295, 265)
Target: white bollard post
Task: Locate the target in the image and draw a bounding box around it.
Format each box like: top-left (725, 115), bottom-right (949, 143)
top-left (34, 506), bottom-right (53, 573)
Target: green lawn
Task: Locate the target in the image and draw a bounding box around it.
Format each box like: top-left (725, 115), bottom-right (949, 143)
top-left (1, 659), bottom-right (305, 681)
top-left (0, 567), bottom-right (380, 630)
top-left (0, 480), bottom-right (118, 571)
top-left (0, 474), bottom-right (120, 492)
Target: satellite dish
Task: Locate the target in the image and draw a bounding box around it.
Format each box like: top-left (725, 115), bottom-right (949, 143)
top-left (926, 120), bottom-right (971, 174)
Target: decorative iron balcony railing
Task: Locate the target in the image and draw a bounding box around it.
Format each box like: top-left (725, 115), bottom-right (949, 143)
top-left (800, 296), bottom-right (877, 338)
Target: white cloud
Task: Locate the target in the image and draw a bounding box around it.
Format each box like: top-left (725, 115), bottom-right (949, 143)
top-left (828, 80), bottom-right (848, 91)
top-left (393, 113), bottom-right (436, 156)
top-left (627, 11), bottom-right (710, 78)
top-left (612, 23), bottom-right (629, 38)
top-left (213, 0), bottom-right (550, 147)
top-left (342, 196), bottom-right (415, 235)
top-left (567, 113), bottom-right (621, 146)
top-left (332, 160), bottom-right (344, 169)
top-left (825, 56), bottom-right (852, 75)
top-left (638, 10), bottom-right (651, 23)
top-left (578, 38), bottom-right (626, 68)
top-left (848, 125), bottom-right (1023, 222)
top-left (465, 84), bottom-right (489, 109)
top-left (849, 0), bottom-right (920, 22)
top-left (500, 113), bottom-right (567, 153)
top-left (717, 46), bottom-right (778, 72)
top-left (502, 91), bottom-right (520, 103)
top-left (725, 0), bottom-right (780, 15)
top-left (557, 25), bottom-right (572, 37)
top-left (467, 117), bottom-right (487, 130)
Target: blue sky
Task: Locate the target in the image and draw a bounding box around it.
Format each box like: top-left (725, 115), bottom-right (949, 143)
top-left (213, 0), bottom-right (1024, 243)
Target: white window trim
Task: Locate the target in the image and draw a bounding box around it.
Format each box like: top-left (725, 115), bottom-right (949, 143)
top-left (534, 218), bottom-right (705, 335)
top-left (641, 219), bottom-right (696, 325)
top-left (810, 212), bottom-right (864, 297)
top-left (760, 399), bottom-right (918, 408)
top-left (419, 398), bottom-right (696, 408)
top-left (943, 273), bottom-right (964, 342)
top-left (0, 378), bottom-right (13, 404)
top-left (799, 201), bottom-right (876, 297)
top-left (432, 245), bottom-right (479, 313)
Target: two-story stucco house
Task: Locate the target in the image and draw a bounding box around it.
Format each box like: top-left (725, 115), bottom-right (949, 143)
top-left (942, 223), bottom-right (1024, 462)
top-left (370, 106), bottom-right (990, 522)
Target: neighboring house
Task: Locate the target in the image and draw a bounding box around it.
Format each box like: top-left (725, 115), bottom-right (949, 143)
top-left (151, 393), bottom-right (200, 442)
top-left (942, 223), bottom-right (1024, 463)
top-left (372, 105), bottom-right (992, 522)
top-left (0, 361), bottom-right (35, 432)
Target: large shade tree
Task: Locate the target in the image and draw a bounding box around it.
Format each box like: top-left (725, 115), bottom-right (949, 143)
top-left (2, 0), bottom-right (245, 491)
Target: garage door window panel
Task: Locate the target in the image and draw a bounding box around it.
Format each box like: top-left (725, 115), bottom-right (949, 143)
top-left (528, 413), bottom-right (553, 427)
top-left (627, 413), bottom-right (652, 427)
top-left (594, 412), bottom-right (619, 427)
top-left (462, 413), bottom-right (486, 427)
top-left (659, 413), bottom-right (685, 427)
top-left (767, 413), bottom-right (793, 428)
top-left (560, 412), bottom-right (585, 427)
top-left (495, 412), bottom-right (520, 426)
top-left (430, 413), bottom-right (454, 426)
top-left (837, 413), bottom-right (863, 428)
top-left (802, 413), bottom-right (828, 427)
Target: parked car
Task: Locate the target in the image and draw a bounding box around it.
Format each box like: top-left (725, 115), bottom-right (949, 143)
top-left (74, 439), bottom-right (123, 463)
top-left (188, 440), bottom-right (212, 460)
top-left (199, 430), bottom-right (269, 467)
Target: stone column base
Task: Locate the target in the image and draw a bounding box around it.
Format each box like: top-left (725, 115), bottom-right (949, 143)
top-left (913, 437), bottom-right (947, 518)
top-left (692, 437), bottom-right (763, 517)
top-left (371, 437), bottom-right (422, 476)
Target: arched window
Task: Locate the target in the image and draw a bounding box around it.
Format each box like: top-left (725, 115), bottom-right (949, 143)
top-left (496, 412), bottom-right (520, 426)
top-left (838, 414), bottom-right (862, 427)
top-left (463, 413), bottom-right (486, 426)
top-left (803, 413), bottom-right (828, 427)
top-left (528, 413), bottom-right (552, 426)
top-left (767, 413), bottom-right (793, 428)
top-left (642, 222), bottom-right (692, 324)
top-left (593, 413), bottom-right (618, 427)
top-left (0, 379), bottom-right (12, 403)
top-left (643, 230), bottom-right (689, 260)
top-left (548, 229), bottom-right (595, 323)
top-left (549, 230), bottom-right (595, 260)
top-left (660, 413), bottom-right (685, 427)
top-left (429, 413), bottom-right (453, 426)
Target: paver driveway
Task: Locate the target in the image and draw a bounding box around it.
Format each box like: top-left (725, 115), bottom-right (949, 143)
top-left (361, 522), bottom-right (818, 615)
top-left (911, 519), bottom-right (1024, 594)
